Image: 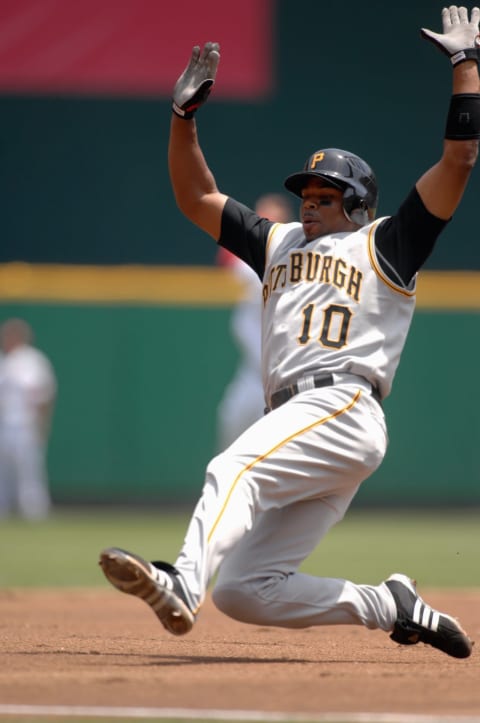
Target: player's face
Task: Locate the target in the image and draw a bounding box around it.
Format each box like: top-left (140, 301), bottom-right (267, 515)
top-left (300, 178), bottom-right (356, 241)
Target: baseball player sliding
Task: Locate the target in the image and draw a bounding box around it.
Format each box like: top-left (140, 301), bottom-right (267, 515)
top-left (100, 6), bottom-right (479, 658)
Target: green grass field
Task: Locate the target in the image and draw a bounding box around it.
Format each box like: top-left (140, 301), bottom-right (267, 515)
top-left (0, 507), bottom-right (478, 588)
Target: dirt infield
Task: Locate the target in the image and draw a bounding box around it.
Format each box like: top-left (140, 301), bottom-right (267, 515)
top-left (1, 588), bottom-right (479, 717)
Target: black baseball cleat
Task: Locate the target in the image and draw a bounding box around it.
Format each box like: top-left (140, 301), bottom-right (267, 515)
top-left (385, 573), bottom-right (473, 659)
top-left (99, 547), bottom-right (196, 636)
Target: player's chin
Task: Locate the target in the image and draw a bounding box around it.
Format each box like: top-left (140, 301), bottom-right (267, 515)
top-left (302, 220), bottom-right (320, 241)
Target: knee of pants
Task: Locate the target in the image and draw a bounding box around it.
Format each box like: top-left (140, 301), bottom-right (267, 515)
top-left (212, 579), bottom-right (274, 625)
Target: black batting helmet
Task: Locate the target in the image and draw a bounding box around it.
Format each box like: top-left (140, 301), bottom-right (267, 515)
top-left (284, 148), bottom-right (378, 226)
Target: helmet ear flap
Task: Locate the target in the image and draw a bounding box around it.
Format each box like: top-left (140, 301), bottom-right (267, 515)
top-left (342, 187), bottom-right (369, 226)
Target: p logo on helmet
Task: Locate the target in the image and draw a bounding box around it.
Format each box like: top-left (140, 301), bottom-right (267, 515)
top-left (310, 152), bottom-right (325, 168)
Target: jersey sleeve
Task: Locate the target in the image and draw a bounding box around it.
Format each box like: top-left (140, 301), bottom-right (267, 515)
top-left (218, 198), bottom-right (274, 280)
top-left (375, 186), bottom-right (449, 286)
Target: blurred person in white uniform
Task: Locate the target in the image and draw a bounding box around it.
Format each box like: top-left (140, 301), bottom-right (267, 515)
top-left (216, 193), bottom-right (293, 450)
top-left (0, 318), bottom-right (57, 519)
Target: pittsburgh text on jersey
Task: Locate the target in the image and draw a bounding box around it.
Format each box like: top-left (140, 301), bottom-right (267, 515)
top-left (262, 250), bottom-right (363, 306)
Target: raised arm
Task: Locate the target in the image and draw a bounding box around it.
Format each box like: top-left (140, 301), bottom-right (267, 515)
top-left (168, 42), bottom-right (228, 240)
top-left (416, 6), bottom-right (480, 219)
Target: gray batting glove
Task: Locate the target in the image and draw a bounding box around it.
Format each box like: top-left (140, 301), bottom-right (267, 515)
top-left (172, 42), bottom-right (220, 119)
top-left (421, 5), bottom-right (480, 66)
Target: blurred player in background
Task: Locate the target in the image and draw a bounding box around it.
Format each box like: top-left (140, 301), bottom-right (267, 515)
top-left (216, 193), bottom-right (293, 450)
top-left (0, 318), bottom-right (57, 520)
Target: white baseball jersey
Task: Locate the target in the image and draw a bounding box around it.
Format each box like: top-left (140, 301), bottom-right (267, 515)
top-left (261, 219), bottom-right (416, 403)
top-left (0, 345), bottom-right (56, 428)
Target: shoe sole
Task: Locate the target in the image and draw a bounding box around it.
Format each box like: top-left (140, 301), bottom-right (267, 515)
top-left (99, 547), bottom-right (194, 636)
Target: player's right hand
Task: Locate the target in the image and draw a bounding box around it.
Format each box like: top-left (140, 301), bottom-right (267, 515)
top-left (172, 42), bottom-right (220, 119)
top-left (421, 5), bottom-right (480, 65)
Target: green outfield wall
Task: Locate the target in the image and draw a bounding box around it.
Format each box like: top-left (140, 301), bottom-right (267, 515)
top-left (0, 267), bottom-right (478, 507)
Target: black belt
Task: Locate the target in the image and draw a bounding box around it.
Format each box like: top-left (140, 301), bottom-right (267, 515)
top-left (268, 374), bottom-right (382, 411)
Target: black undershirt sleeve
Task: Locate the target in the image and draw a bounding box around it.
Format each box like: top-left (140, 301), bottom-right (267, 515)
top-left (375, 186), bottom-right (449, 286)
top-left (218, 198), bottom-right (272, 280)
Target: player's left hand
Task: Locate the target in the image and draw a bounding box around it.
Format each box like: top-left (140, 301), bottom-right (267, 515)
top-left (421, 5), bottom-right (480, 65)
top-left (172, 42), bottom-right (220, 119)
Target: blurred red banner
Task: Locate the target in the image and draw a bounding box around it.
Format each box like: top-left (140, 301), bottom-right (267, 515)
top-left (0, 0), bottom-right (274, 97)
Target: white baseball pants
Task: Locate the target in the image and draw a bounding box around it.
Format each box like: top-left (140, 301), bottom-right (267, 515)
top-left (175, 378), bottom-right (397, 631)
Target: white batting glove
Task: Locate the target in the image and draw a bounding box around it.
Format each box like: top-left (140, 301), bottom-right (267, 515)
top-left (421, 6), bottom-right (480, 65)
top-left (172, 42), bottom-right (220, 119)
